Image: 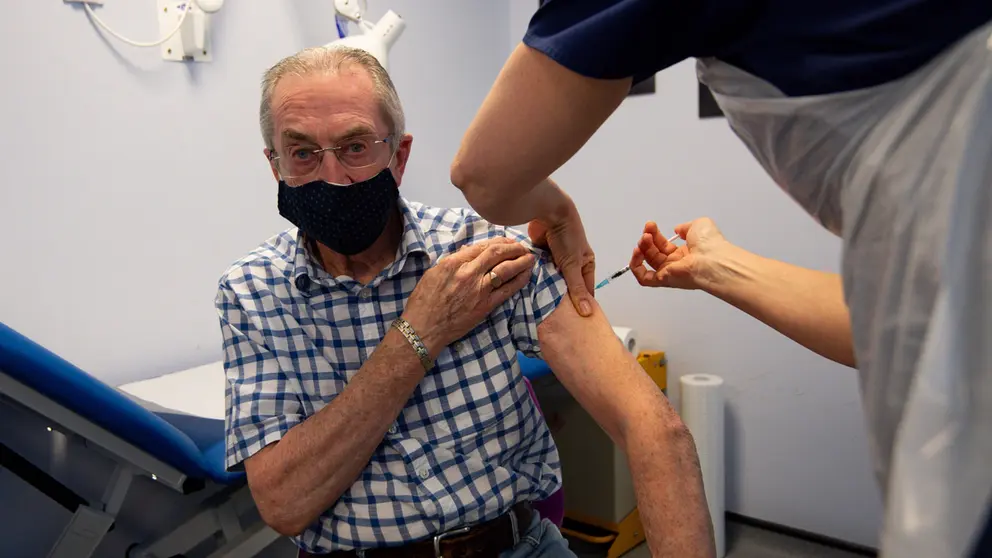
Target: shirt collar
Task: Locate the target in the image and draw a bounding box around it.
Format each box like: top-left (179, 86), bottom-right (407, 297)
top-left (291, 197), bottom-right (431, 293)
top-left (395, 196), bottom-right (431, 263)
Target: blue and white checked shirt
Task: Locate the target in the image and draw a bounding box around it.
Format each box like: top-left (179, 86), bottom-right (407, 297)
top-left (215, 198), bottom-right (567, 553)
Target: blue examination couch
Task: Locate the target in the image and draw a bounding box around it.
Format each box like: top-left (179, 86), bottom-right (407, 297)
top-left (0, 321), bottom-right (555, 557)
top-left (0, 322), bottom-right (282, 558)
top-left (517, 354), bottom-right (552, 381)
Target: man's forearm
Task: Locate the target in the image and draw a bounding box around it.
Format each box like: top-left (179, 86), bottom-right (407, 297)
top-left (703, 246), bottom-right (856, 367)
top-left (537, 300), bottom-right (714, 556)
top-left (246, 327), bottom-right (431, 536)
top-left (625, 412), bottom-right (715, 558)
top-left (551, 355), bottom-right (714, 557)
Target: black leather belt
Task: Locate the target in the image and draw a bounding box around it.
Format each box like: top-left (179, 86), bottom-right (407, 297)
top-left (300, 501), bottom-right (533, 558)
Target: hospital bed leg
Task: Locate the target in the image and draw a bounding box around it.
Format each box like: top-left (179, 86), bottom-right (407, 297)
top-left (128, 501), bottom-right (224, 558)
top-left (206, 520), bottom-right (284, 558)
top-left (47, 506), bottom-right (115, 558)
top-left (101, 464), bottom-right (135, 516)
top-left (216, 498), bottom-right (243, 540)
top-left (46, 463), bottom-right (136, 558)
top-left (127, 484), bottom-right (281, 558)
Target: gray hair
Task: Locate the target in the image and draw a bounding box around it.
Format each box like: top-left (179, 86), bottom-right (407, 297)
top-left (259, 46), bottom-right (405, 151)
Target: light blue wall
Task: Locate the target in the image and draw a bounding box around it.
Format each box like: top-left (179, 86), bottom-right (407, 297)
top-left (0, 0), bottom-right (507, 387)
top-left (0, 2), bottom-right (507, 556)
top-left (0, 0), bottom-right (886, 552)
top-left (506, 1), bottom-right (885, 547)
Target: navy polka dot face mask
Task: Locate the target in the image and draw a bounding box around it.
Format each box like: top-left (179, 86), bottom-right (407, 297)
top-left (277, 168), bottom-right (399, 256)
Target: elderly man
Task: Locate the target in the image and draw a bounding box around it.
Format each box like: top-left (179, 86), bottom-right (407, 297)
top-left (215, 46), bottom-right (711, 557)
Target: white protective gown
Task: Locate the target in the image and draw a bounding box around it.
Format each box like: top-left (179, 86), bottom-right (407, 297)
top-left (697, 20), bottom-right (992, 558)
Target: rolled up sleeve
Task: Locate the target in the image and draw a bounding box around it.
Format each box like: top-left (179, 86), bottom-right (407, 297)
top-left (216, 282), bottom-right (304, 471)
top-left (500, 231), bottom-right (568, 357)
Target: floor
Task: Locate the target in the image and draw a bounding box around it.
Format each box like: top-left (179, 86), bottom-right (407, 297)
top-left (568, 517), bottom-right (874, 558)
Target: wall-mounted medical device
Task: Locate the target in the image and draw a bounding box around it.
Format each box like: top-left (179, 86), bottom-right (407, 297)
top-left (65, 0), bottom-right (404, 68)
top-left (326, 0), bottom-right (405, 71)
top-left (64, 0), bottom-right (224, 62)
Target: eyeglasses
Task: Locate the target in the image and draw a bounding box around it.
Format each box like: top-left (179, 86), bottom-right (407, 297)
top-left (270, 134), bottom-right (394, 185)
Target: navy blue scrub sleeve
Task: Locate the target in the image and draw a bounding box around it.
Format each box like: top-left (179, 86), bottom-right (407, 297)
top-left (522, 0), bottom-right (753, 86)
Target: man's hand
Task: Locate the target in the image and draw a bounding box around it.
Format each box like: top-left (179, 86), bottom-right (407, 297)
top-left (404, 237), bottom-right (535, 355)
top-left (630, 218), bottom-right (732, 291)
top-left (528, 186), bottom-right (596, 317)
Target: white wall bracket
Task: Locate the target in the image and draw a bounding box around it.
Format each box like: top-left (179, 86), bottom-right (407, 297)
top-left (157, 0), bottom-right (213, 62)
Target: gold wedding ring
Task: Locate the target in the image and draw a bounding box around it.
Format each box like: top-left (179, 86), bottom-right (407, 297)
top-left (489, 270), bottom-right (503, 289)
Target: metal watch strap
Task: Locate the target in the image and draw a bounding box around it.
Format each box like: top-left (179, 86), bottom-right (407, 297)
top-left (392, 318), bottom-right (434, 371)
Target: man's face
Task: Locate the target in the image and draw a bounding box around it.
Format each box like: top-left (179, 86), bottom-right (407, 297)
top-left (266, 66), bottom-right (412, 186)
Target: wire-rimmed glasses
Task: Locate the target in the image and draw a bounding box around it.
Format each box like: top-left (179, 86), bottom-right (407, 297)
top-left (270, 134), bottom-right (394, 186)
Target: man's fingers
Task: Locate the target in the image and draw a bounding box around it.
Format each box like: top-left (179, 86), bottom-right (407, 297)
top-left (449, 237), bottom-right (511, 264)
top-left (488, 253), bottom-right (536, 289)
top-left (465, 239), bottom-right (529, 273)
top-left (489, 263), bottom-right (533, 307)
top-left (674, 222), bottom-right (692, 240)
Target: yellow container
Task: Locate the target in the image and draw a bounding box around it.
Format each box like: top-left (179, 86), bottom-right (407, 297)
top-left (636, 351), bottom-right (667, 395)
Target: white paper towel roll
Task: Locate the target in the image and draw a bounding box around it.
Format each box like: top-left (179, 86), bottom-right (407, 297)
top-left (612, 326), bottom-right (638, 354)
top-left (680, 374), bottom-right (726, 558)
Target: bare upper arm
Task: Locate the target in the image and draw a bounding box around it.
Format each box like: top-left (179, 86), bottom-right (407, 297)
top-left (536, 298), bottom-right (628, 443)
top-left (451, 43), bottom-right (631, 210)
top-left (536, 295), bottom-right (677, 447)
top-left (535, 293), bottom-right (586, 357)
top-left (536, 295), bottom-right (620, 375)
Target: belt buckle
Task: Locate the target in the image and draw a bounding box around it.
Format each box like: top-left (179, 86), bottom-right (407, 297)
top-left (432, 526), bottom-right (471, 558)
top-left (431, 507), bottom-right (521, 557)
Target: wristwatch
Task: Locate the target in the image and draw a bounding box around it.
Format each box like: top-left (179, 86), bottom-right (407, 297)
top-left (391, 318), bottom-right (434, 371)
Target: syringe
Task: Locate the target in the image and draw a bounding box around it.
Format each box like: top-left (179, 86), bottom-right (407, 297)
top-left (594, 233), bottom-right (680, 290)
